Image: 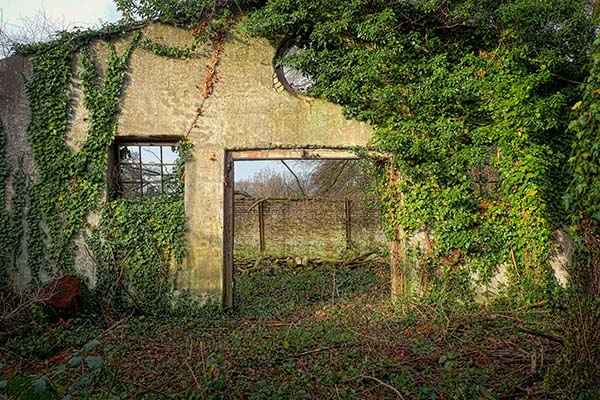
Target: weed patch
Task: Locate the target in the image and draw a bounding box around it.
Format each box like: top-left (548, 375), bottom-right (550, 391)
top-left (1, 262), bottom-right (593, 399)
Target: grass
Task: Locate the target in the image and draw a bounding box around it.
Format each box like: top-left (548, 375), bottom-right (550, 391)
top-left (0, 260), bottom-right (590, 399)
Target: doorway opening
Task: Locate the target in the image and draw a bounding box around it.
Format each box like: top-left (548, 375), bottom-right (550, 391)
top-left (223, 149), bottom-right (387, 309)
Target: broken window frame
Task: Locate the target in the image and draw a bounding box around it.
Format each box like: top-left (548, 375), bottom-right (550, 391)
top-left (113, 140), bottom-right (180, 198)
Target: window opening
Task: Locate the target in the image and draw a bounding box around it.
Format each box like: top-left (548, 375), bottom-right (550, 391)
top-left (115, 142), bottom-right (180, 198)
top-left (274, 40), bottom-right (314, 95)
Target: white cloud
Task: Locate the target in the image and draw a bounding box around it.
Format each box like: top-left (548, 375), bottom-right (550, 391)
top-left (1, 0), bottom-right (121, 34)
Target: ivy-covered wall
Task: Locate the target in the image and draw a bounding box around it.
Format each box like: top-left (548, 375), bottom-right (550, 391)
top-left (0, 18), bottom-right (579, 308)
top-left (0, 55), bottom-right (33, 288)
top-left (0, 22), bottom-right (373, 305)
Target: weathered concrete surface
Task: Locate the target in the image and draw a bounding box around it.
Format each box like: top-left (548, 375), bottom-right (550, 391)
top-left (113, 23), bottom-right (372, 297)
top-left (0, 55), bottom-right (33, 288)
top-left (0, 22), bottom-right (579, 302)
top-left (551, 228), bottom-right (573, 287)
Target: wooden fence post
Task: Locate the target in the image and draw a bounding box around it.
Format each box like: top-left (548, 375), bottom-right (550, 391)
top-left (223, 151), bottom-right (234, 308)
top-left (258, 201), bottom-right (265, 253)
top-left (344, 199), bottom-right (351, 248)
top-left (387, 163), bottom-right (409, 303)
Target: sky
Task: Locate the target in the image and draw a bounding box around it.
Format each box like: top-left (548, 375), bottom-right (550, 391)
top-left (0, 0), bottom-right (121, 34)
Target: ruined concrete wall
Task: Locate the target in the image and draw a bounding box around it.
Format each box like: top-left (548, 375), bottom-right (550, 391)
top-left (234, 197), bottom-right (260, 255)
top-left (112, 23), bottom-right (373, 297)
top-left (0, 21), bottom-right (576, 302)
top-left (0, 23), bottom-right (373, 298)
top-left (234, 197), bottom-right (386, 259)
top-left (0, 55), bottom-right (33, 288)
top-left (349, 200), bottom-right (387, 249)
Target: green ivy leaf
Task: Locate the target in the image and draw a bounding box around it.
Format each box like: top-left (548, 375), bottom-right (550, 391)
top-left (83, 339), bottom-right (101, 352)
top-left (31, 376), bottom-right (47, 394)
top-left (85, 355), bottom-right (104, 369)
top-left (67, 356), bottom-right (82, 368)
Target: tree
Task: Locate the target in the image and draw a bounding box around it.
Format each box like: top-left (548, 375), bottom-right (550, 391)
top-left (307, 160), bottom-right (373, 199)
top-left (235, 167), bottom-right (303, 198)
top-left (235, 160), bottom-right (374, 199)
top-left (0, 7), bottom-right (70, 58)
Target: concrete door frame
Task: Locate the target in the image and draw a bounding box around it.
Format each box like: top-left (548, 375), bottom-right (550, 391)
top-left (222, 148), bottom-right (363, 308)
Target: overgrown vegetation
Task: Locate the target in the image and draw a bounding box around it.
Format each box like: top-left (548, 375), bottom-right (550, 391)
top-left (0, 21), bottom-right (204, 308)
top-left (0, 120), bottom-right (10, 288)
top-left (1, 0), bottom-right (600, 396)
top-left (85, 178), bottom-right (187, 315)
top-left (114, 0), bottom-right (598, 299)
top-left (242, 0), bottom-right (595, 302)
top-left (3, 262), bottom-right (590, 399)
top-left (25, 30), bottom-right (140, 277)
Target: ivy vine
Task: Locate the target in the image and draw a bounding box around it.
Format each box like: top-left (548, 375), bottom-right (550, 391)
top-left (85, 140), bottom-right (190, 315)
top-left (0, 120), bottom-right (10, 287)
top-left (242, 0), bottom-right (595, 302)
top-left (4, 0), bottom-right (598, 309)
top-left (23, 31), bottom-right (140, 277)
top-left (0, 125), bottom-right (29, 287)
top-left (4, 20), bottom-right (202, 313)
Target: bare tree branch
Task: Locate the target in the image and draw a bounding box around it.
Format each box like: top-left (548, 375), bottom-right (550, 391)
top-left (280, 160), bottom-right (306, 197)
top-left (0, 7), bottom-right (70, 58)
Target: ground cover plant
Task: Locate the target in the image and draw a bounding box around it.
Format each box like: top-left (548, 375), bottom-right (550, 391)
top-left (1, 0), bottom-right (600, 397)
top-left (0, 260), bottom-right (588, 399)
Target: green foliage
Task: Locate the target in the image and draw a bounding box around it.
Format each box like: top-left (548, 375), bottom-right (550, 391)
top-left (552, 34), bottom-right (600, 393)
top-left (0, 13), bottom-right (199, 314)
top-left (85, 139), bottom-right (189, 315)
top-left (243, 0), bottom-right (595, 301)
top-left (115, 0), bottom-right (262, 26)
top-left (22, 30), bottom-right (139, 278)
top-left (0, 126), bottom-right (29, 287)
top-left (139, 28), bottom-right (211, 58)
top-left (567, 36), bottom-right (600, 231)
top-left (1, 338), bottom-right (106, 399)
top-left (1, 263), bottom-right (579, 398)
top-left (0, 121), bottom-right (10, 288)
top-left (86, 193), bottom-right (186, 314)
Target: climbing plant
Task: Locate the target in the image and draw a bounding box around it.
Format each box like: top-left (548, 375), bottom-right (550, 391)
top-left (0, 125), bottom-right (28, 288)
top-left (0, 120), bottom-right (9, 288)
top-left (556, 33), bottom-right (600, 391)
top-left (3, 0), bottom-right (598, 307)
top-left (240, 0), bottom-right (595, 302)
top-left (22, 29), bottom-right (140, 277)
top-left (4, 18), bottom-right (218, 313)
top-left (114, 0), bottom-right (596, 301)
top-left (85, 139), bottom-right (190, 315)
top-left (12, 18), bottom-right (209, 281)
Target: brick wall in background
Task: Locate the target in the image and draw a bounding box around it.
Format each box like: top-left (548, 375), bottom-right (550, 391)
top-left (234, 197), bottom-right (386, 258)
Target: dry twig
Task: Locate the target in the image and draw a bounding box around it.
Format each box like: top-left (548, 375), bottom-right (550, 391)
top-left (360, 374), bottom-right (405, 399)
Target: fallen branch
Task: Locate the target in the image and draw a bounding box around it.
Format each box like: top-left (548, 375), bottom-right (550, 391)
top-left (516, 325), bottom-right (564, 344)
top-left (117, 378), bottom-right (176, 398)
top-left (296, 345), bottom-right (338, 357)
top-left (360, 374), bottom-right (405, 399)
top-left (185, 360), bottom-right (203, 394)
top-left (97, 315), bottom-right (130, 340)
